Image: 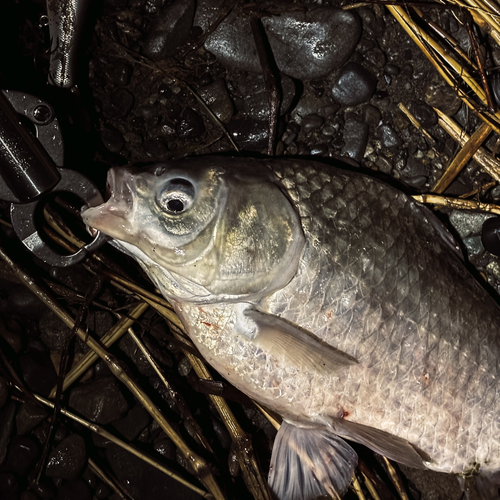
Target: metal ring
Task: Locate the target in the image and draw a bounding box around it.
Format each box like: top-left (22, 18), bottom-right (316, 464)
top-left (10, 168), bottom-right (110, 267)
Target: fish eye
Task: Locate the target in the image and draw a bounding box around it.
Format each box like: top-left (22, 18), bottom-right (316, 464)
top-left (156, 178), bottom-right (195, 215)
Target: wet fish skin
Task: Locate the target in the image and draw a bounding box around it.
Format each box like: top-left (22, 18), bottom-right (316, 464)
top-left (82, 157), bottom-right (500, 499)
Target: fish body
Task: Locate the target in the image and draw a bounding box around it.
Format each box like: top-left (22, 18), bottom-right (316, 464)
top-left (82, 157), bottom-right (500, 499)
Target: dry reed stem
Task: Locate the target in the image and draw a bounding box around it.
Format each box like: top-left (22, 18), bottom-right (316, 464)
top-left (0, 246), bottom-right (225, 500)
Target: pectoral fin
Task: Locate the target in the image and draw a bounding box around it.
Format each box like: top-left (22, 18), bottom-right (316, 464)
top-left (330, 418), bottom-right (430, 468)
top-left (269, 421), bottom-right (357, 500)
top-left (245, 309), bottom-right (357, 375)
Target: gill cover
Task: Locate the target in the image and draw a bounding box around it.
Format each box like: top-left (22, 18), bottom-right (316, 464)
top-left (83, 157), bottom-right (305, 300)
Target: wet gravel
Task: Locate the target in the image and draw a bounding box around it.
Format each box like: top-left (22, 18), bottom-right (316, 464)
top-left (0, 0), bottom-right (500, 499)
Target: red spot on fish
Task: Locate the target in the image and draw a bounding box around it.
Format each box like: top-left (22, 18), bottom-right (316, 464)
top-left (326, 310), bottom-right (333, 320)
top-left (339, 408), bottom-right (350, 419)
top-left (201, 321), bottom-right (212, 327)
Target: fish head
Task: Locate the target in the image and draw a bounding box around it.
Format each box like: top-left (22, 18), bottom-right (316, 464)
top-left (82, 157), bottom-right (305, 302)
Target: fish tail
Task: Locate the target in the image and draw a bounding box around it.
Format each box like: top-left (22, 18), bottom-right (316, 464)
top-left (268, 421), bottom-right (357, 500)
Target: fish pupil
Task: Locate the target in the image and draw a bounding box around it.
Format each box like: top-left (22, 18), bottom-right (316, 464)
top-left (166, 199), bottom-right (185, 213)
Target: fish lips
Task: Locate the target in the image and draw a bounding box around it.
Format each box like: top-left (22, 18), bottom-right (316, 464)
top-left (81, 167), bottom-right (139, 243)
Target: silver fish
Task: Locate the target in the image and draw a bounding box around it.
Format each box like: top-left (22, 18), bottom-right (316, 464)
top-left (82, 156), bottom-right (500, 499)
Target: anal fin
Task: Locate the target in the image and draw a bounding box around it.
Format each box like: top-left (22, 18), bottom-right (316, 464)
top-left (330, 418), bottom-right (429, 469)
top-left (269, 421), bottom-right (357, 500)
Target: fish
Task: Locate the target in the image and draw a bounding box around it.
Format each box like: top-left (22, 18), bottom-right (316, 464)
top-left (82, 156), bottom-right (500, 499)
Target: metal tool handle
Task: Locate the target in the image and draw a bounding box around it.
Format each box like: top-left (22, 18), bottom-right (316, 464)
top-left (0, 91), bottom-right (61, 203)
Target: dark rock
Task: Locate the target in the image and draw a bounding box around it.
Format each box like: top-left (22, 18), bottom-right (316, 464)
top-left (0, 318), bottom-right (23, 353)
top-left (376, 124), bottom-right (402, 148)
top-left (101, 128), bottom-right (125, 153)
top-left (385, 64), bottom-right (400, 76)
top-left (227, 117), bottom-right (268, 151)
top-left (29, 478), bottom-right (57, 499)
top-left (143, 138), bottom-right (169, 159)
top-left (341, 116), bottom-right (369, 162)
top-left (198, 78), bottom-right (234, 124)
top-left (103, 88), bottom-right (134, 119)
top-left (112, 404), bottom-right (151, 441)
top-left (177, 356), bottom-right (192, 377)
top-left (235, 73), bottom-right (295, 121)
top-left (310, 144), bottom-right (328, 156)
top-left (424, 82), bottom-right (462, 116)
top-left (393, 110), bottom-right (411, 130)
top-left (143, 0), bottom-right (196, 59)
top-left (291, 91), bottom-right (331, 122)
top-left (153, 435), bottom-right (176, 461)
top-left (198, 2), bottom-right (361, 79)
top-left (40, 310), bottom-right (113, 354)
top-left (69, 377), bottom-right (129, 425)
top-left (4, 436), bottom-right (39, 476)
top-left (136, 104), bottom-right (160, 128)
top-left (86, 311), bottom-right (115, 339)
top-left (55, 478), bottom-right (91, 500)
top-left (106, 443), bottom-right (202, 500)
top-left (21, 491), bottom-right (39, 500)
top-left (399, 156), bottom-right (429, 188)
top-left (107, 62), bottom-right (133, 86)
top-left (0, 377), bottom-right (8, 409)
top-left (49, 266), bottom-right (93, 295)
top-left (82, 467), bottom-right (98, 490)
top-left (375, 155), bottom-right (393, 174)
top-left (281, 129), bottom-right (296, 146)
top-left (357, 7), bottom-right (383, 36)
top-left (0, 472), bottom-right (19, 500)
top-left (364, 47), bottom-right (386, 70)
top-left (19, 352), bottom-right (57, 397)
top-left (176, 108), bottom-right (205, 140)
top-left (0, 403), bottom-right (16, 464)
top-left (159, 121), bottom-right (176, 137)
top-left (331, 62), bottom-right (377, 106)
top-left (38, 312), bottom-right (72, 354)
top-left (318, 103), bottom-right (340, 118)
top-left (95, 481), bottom-right (112, 499)
top-left (301, 114), bottom-right (324, 134)
top-left (262, 8), bottom-right (361, 80)
top-left (363, 104), bottom-right (381, 128)
top-left (0, 285), bottom-right (45, 320)
top-left (409, 100), bottom-right (437, 128)
top-left (46, 434), bottom-right (86, 480)
top-left (297, 142), bottom-right (311, 155)
top-left (16, 402), bottom-right (48, 435)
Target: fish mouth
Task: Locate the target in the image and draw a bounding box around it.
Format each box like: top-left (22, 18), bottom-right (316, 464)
top-left (81, 167), bottom-right (138, 242)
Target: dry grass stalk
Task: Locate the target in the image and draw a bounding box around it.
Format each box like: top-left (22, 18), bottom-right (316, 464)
top-left (87, 458), bottom-right (130, 500)
top-left (126, 326), bottom-right (214, 453)
top-left (167, 326), bottom-right (274, 500)
top-left (413, 193), bottom-right (500, 213)
top-left (361, 472), bottom-right (382, 500)
top-left (388, 5), bottom-right (500, 134)
top-left (0, 246), bottom-right (225, 500)
top-left (48, 301), bottom-right (150, 397)
top-left (17, 388), bottom-right (211, 498)
top-left (432, 122), bottom-right (492, 193)
top-left (381, 456), bottom-right (411, 500)
top-left (398, 103), bottom-right (437, 148)
top-left (351, 475), bottom-right (367, 500)
top-left (434, 108), bottom-right (500, 182)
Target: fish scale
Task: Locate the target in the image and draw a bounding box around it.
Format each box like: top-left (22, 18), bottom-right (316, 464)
top-left (82, 156), bottom-right (500, 498)
top-left (260, 160), bottom-right (500, 473)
